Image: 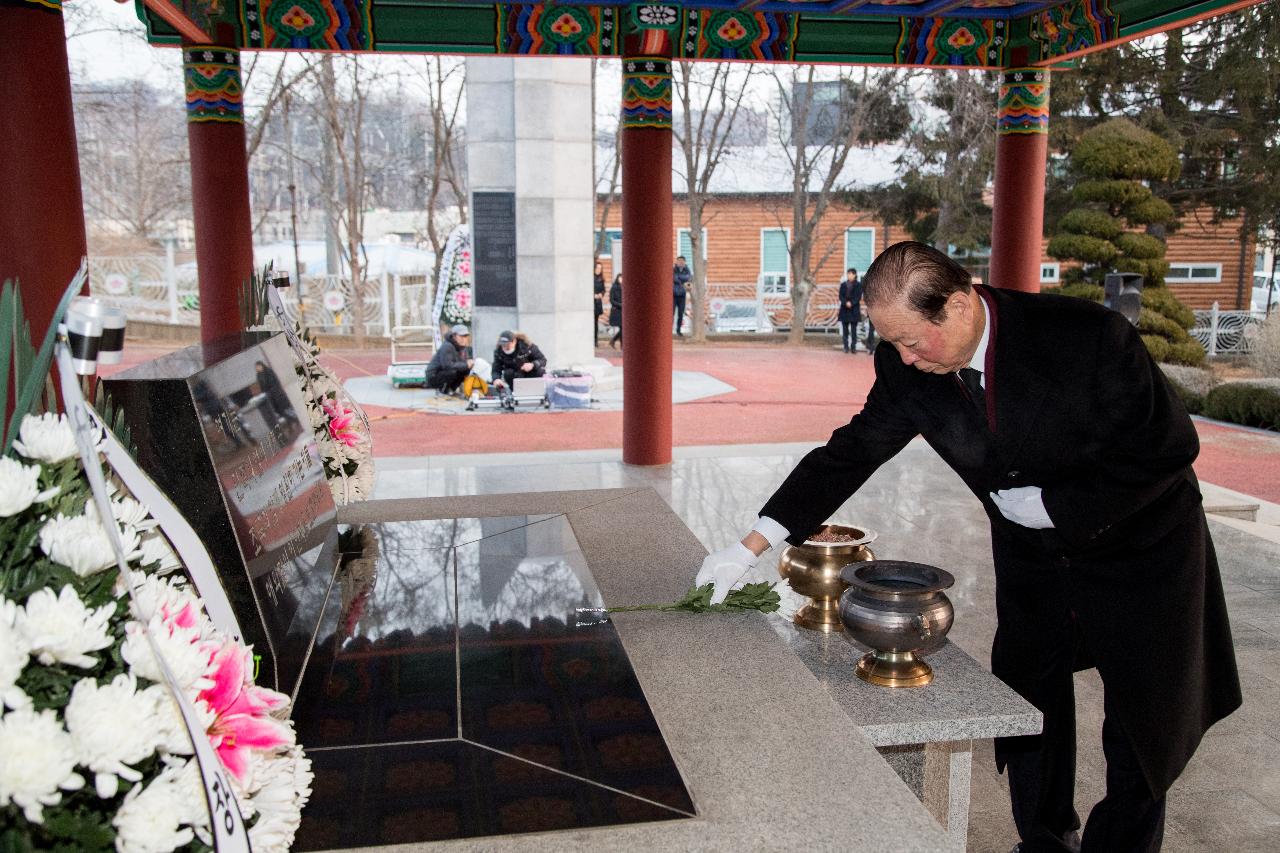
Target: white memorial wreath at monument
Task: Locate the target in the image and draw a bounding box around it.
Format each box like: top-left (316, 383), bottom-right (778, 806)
top-left (288, 325), bottom-right (376, 505)
top-left (0, 275), bottom-right (313, 852)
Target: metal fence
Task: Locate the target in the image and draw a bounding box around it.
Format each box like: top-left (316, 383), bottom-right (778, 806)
top-left (700, 281), bottom-right (844, 333)
top-left (87, 256), bottom-right (432, 337)
top-left (1191, 303), bottom-right (1270, 356)
top-left (89, 258), bottom-right (858, 337)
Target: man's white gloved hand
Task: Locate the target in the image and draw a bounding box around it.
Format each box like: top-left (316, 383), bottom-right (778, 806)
top-left (695, 542), bottom-right (761, 605)
top-left (989, 486), bottom-right (1054, 529)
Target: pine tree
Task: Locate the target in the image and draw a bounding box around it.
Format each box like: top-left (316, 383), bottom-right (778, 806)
top-left (1048, 118), bottom-right (1179, 285)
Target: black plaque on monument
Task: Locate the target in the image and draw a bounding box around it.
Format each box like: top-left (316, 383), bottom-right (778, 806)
top-left (105, 332), bottom-right (339, 698)
top-left (472, 191), bottom-right (517, 307)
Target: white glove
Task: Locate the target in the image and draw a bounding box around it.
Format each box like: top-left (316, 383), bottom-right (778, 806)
top-left (695, 542), bottom-right (761, 605)
top-left (989, 486), bottom-right (1054, 529)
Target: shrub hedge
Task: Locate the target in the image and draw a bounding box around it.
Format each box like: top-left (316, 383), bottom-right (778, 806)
top-left (1201, 381), bottom-right (1280, 431)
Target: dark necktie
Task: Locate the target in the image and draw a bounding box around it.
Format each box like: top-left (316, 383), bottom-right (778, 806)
top-left (958, 367), bottom-right (985, 412)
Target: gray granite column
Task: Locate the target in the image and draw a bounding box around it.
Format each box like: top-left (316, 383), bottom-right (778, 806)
top-left (464, 57), bottom-right (595, 369)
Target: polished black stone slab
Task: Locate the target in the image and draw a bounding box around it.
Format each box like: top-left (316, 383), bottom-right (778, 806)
top-left (292, 515), bottom-right (694, 848)
top-left (294, 740), bottom-right (688, 852)
top-left (104, 332), bottom-right (338, 698)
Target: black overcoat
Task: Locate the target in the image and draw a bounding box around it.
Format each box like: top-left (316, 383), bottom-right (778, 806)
top-left (760, 285), bottom-right (1240, 796)
top-left (609, 281), bottom-right (623, 328)
top-left (838, 278), bottom-right (862, 323)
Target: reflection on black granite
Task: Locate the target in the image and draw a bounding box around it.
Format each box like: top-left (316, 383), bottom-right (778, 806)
top-left (293, 516), bottom-right (694, 849)
top-left (104, 333), bottom-right (338, 697)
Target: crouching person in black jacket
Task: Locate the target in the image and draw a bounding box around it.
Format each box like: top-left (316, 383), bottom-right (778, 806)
top-left (426, 324), bottom-right (474, 394)
top-left (491, 330), bottom-right (547, 389)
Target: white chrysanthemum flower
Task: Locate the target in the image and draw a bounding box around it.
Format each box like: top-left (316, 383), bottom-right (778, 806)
top-left (136, 533), bottom-right (182, 575)
top-left (125, 574), bottom-right (211, 640)
top-left (39, 502), bottom-right (140, 577)
top-left (306, 403), bottom-right (327, 432)
top-left (112, 759), bottom-right (203, 853)
top-left (12, 412), bottom-right (79, 464)
top-left (246, 746), bottom-right (312, 853)
top-left (17, 585), bottom-right (115, 669)
top-left (121, 617), bottom-right (215, 694)
top-left (0, 598), bottom-right (32, 711)
top-left (346, 463), bottom-right (375, 502)
top-left (0, 456), bottom-right (59, 518)
top-left (65, 673), bottom-right (163, 798)
top-left (112, 496), bottom-right (159, 533)
top-left (140, 683), bottom-right (206, 756)
top-left (0, 707), bottom-right (85, 824)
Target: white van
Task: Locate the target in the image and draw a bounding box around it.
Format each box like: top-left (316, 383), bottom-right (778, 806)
top-left (1253, 273), bottom-right (1279, 315)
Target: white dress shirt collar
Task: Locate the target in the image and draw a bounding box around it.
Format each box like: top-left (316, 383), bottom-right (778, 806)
top-left (967, 294), bottom-right (991, 378)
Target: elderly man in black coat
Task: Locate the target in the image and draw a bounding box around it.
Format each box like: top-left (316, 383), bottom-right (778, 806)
top-left (698, 241), bottom-right (1240, 853)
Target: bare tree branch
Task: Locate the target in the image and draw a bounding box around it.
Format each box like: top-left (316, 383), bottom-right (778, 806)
top-left (673, 61), bottom-right (756, 341)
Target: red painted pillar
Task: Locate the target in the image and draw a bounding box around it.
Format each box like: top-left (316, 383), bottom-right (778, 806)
top-left (0, 0), bottom-right (88, 342)
top-left (184, 44), bottom-right (254, 343)
top-left (620, 26), bottom-right (674, 465)
top-left (989, 68), bottom-right (1049, 293)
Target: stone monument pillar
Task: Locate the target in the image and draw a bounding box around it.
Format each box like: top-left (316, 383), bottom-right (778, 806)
top-left (464, 56), bottom-right (595, 369)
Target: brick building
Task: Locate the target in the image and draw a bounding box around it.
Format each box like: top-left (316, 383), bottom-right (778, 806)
top-left (595, 194), bottom-right (1256, 328)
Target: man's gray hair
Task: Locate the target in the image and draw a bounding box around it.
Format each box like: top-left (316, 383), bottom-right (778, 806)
top-left (863, 241), bottom-right (974, 323)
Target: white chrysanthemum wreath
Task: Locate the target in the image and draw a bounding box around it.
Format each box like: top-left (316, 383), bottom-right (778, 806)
top-left (0, 412), bottom-right (313, 852)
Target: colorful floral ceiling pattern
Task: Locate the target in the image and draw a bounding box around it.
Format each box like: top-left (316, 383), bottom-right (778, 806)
top-left (1030, 0), bottom-right (1115, 61)
top-left (498, 4), bottom-right (622, 54)
top-left (997, 66), bottom-right (1049, 134)
top-left (896, 17), bottom-right (1005, 66)
top-left (133, 0), bottom-right (1263, 69)
top-left (242, 0), bottom-right (372, 49)
top-left (183, 46), bottom-right (244, 123)
top-left (621, 56), bottom-right (674, 128)
top-left (679, 9), bottom-right (799, 61)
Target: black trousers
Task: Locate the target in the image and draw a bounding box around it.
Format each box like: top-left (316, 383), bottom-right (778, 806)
top-left (840, 319), bottom-right (856, 351)
top-left (996, 608), bottom-right (1166, 853)
top-left (428, 365), bottom-right (468, 393)
top-left (673, 294), bottom-right (687, 334)
top-left (498, 365), bottom-right (544, 386)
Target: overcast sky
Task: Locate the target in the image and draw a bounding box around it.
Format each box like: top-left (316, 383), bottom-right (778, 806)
top-left (65, 3), bottom-right (181, 86)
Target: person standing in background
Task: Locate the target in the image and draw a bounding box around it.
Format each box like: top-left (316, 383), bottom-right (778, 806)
top-left (838, 268), bottom-right (861, 354)
top-left (594, 260), bottom-right (606, 347)
top-left (673, 255), bottom-right (692, 338)
top-left (609, 274), bottom-right (624, 350)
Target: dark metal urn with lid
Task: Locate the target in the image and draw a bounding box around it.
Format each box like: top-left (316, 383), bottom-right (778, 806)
top-left (838, 560), bottom-right (955, 688)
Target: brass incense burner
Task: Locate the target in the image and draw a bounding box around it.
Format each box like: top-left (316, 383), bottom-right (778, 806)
top-left (777, 524), bottom-right (876, 633)
top-left (838, 560), bottom-right (954, 688)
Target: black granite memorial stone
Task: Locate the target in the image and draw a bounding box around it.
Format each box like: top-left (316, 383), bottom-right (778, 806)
top-left (472, 191), bottom-right (518, 307)
top-left (291, 515), bottom-right (695, 849)
top-left (104, 332), bottom-right (339, 698)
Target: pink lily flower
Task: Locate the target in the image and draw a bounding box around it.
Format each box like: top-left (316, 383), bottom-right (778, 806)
top-left (198, 642), bottom-right (292, 784)
top-left (321, 398), bottom-right (363, 448)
